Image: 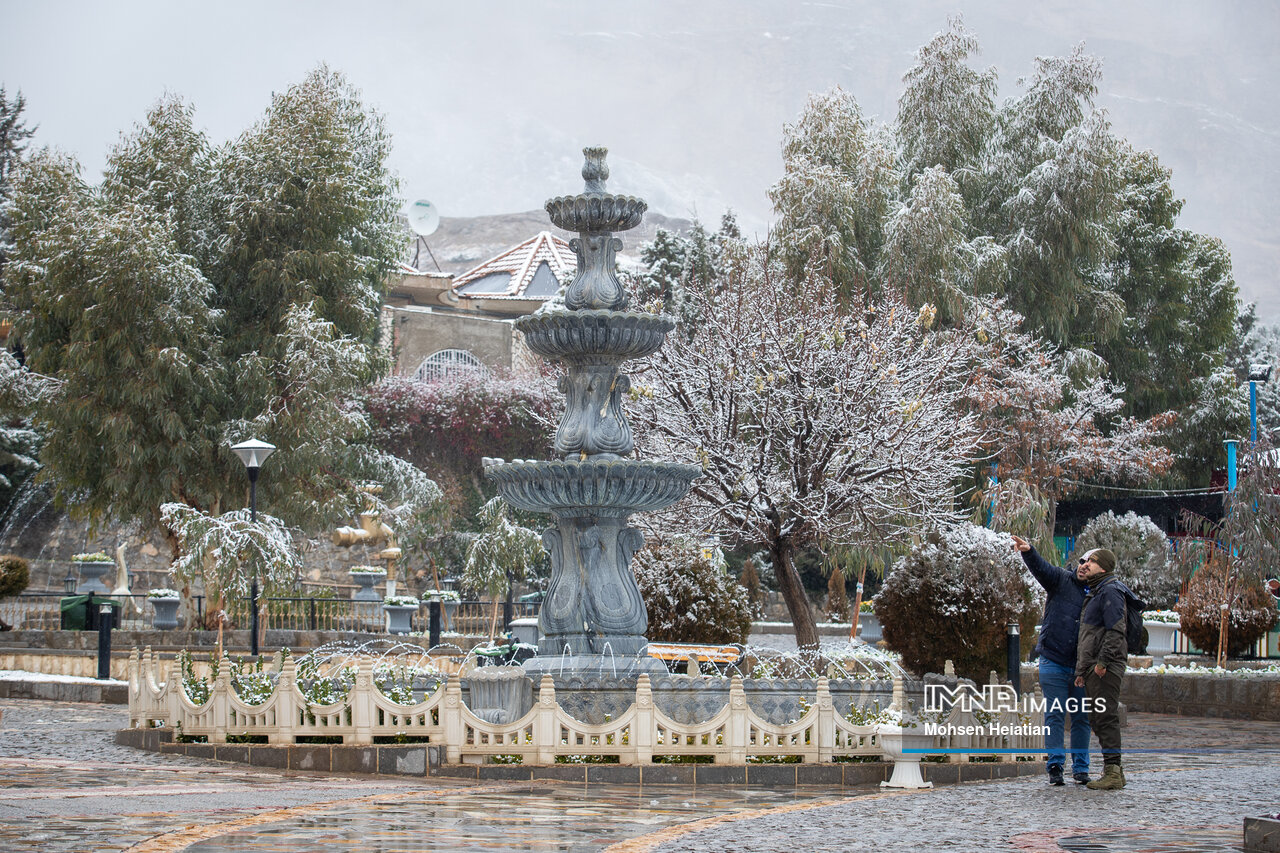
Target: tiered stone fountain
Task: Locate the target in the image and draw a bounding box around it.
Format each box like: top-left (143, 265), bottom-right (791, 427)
top-left (484, 147), bottom-right (701, 678)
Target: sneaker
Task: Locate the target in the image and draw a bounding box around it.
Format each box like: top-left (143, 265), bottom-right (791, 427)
top-left (1086, 765), bottom-right (1125, 790)
top-left (1047, 766), bottom-right (1065, 786)
top-left (1072, 772), bottom-right (1091, 785)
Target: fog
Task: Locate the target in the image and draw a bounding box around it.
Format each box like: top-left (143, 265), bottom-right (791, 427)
top-left (4, 0), bottom-right (1276, 317)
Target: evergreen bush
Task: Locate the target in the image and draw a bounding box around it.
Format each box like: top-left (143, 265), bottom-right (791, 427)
top-left (1072, 511), bottom-right (1179, 608)
top-left (1175, 558), bottom-right (1278, 658)
top-left (875, 524), bottom-right (1042, 681)
top-left (0, 554), bottom-right (29, 598)
top-left (632, 538), bottom-right (754, 645)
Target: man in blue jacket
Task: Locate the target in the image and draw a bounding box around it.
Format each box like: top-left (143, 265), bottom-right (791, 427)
top-left (1011, 534), bottom-right (1090, 785)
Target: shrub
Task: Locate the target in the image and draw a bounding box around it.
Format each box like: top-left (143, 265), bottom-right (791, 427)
top-left (1072, 511), bottom-right (1179, 608)
top-left (0, 554), bottom-right (30, 598)
top-left (1175, 556), bottom-right (1279, 658)
top-left (632, 537), bottom-right (754, 644)
top-left (825, 564), bottom-right (850, 622)
top-left (875, 524), bottom-right (1042, 681)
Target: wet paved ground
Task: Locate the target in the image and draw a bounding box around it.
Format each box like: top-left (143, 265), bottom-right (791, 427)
top-left (0, 697), bottom-right (1277, 852)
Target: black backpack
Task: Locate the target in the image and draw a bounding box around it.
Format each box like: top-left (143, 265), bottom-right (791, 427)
top-left (1120, 583), bottom-right (1148, 655)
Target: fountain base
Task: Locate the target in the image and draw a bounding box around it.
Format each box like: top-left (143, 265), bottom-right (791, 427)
top-left (522, 653), bottom-right (667, 680)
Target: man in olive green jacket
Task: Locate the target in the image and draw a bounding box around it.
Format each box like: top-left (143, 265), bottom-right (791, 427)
top-left (1073, 547), bottom-right (1137, 790)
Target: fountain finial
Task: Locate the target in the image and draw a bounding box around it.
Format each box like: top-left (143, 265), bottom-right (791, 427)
top-left (582, 147), bottom-right (609, 194)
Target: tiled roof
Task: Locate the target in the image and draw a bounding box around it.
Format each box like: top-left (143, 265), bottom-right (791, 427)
top-left (452, 231), bottom-right (576, 300)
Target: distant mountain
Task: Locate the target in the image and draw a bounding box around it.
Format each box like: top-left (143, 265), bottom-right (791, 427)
top-left (405, 210), bottom-right (695, 276)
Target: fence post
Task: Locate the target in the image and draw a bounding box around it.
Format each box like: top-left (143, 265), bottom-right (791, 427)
top-left (443, 675), bottom-right (464, 764)
top-left (725, 675), bottom-right (748, 764)
top-left (631, 674), bottom-right (653, 765)
top-left (428, 600), bottom-right (441, 648)
top-left (816, 677), bottom-right (834, 763)
top-left (534, 674), bottom-right (557, 765)
top-left (351, 658), bottom-right (374, 744)
top-left (272, 658), bottom-right (298, 744)
top-left (127, 648), bottom-right (141, 727)
top-left (309, 598), bottom-right (317, 632)
top-left (212, 657), bottom-right (231, 743)
top-left (165, 662), bottom-right (183, 732)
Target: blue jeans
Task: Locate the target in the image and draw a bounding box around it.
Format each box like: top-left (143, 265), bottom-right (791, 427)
top-left (1038, 657), bottom-right (1090, 773)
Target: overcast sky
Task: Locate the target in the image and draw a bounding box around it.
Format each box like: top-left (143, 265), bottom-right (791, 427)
top-left (4, 0), bottom-right (1277, 319)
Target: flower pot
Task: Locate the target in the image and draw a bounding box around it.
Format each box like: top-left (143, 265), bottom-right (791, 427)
top-left (350, 571), bottom-right (385, 602)
top-left (1143, 619), bottom-right (1179, 664)
top-left (383, 603), bottom-right (418, 635)
top-left (877, 724), bottom-right (935, 789)
top-left (73, 561), bottom-right (114, 595)
top-left (150, 597), bottom-right (181, 630)
top-left (857, 613), bottom-right (882, 644)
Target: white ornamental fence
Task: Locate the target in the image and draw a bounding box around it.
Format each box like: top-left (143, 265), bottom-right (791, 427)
top-left (125, 648), bottom-right (1042, 769)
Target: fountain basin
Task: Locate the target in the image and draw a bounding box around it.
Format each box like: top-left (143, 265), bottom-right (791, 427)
top-left (546, 193), bottom-right (646, 233)
top-left (514, 309), bottom-right (674, 363)
top-left (484, 458), bottom-right (701, 516)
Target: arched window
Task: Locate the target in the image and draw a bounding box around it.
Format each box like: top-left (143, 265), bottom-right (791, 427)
top-left (416, 349), bottom-right (486, 383)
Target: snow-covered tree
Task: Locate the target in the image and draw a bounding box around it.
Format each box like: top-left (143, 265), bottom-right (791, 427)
top-left (1173, 440), bottom-right (1280, 665)
top-left (769, 87), bottom-right (898, 302)
top-left (462, 496), bottom-right (544, 642)
top-left (0, 85), bottom-right (36, 269)
top-left (981, 46), bottom-right (1124, 347)
top-left (895, 17), bottom-right (996, 198)
top-left (632, 245), bottom-right (983, 650)
top-left (1071, 511), bottom-right (1179, 609)
top-left (3, 68), bottom-right (438, 562)
top-left (966, 304), bottom-right (1174, 513)
top-left (1160, 365), bottom-right (1249, 485)
top-left (1244, 322), bottom-right (1280, 440)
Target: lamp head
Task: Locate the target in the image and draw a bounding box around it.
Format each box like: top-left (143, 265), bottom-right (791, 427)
top-left (230, 439), bottom-right (276, 470)
top-left (1249, 363), bottom-right (1273, 383)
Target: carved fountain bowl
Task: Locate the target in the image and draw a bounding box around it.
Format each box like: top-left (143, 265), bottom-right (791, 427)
top-left (545, 193), bottom-right (647, 234)
top-left (484, 458), bottom-right (702, 516)
top-left (514, 309), bottom-right (675, 362)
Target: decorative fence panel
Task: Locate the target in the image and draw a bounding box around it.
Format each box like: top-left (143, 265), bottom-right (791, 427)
top-left (126, 648), bottom-right (1042, 769)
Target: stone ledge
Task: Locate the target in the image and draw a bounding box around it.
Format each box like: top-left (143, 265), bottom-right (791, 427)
top-left (114, 728), bottom-right (1043, 788)
top-left (0, 678), bottom-right (127, 704)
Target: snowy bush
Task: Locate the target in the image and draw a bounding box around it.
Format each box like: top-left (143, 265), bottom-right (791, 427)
top-left (1175, 556), bottom-right (1278, 658)
top-left (146, 588), bottom-right (180, 600)
top-left (0, 554), bottom-right (30, 599)
top-left (1072, 511), bottom-right (1179, 608)
top-left (875, 523), bottom-right (1042, 681)
top-left (632, 537), bottom-right (754, 645)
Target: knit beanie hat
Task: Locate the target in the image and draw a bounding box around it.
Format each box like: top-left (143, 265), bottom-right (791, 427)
top-left (1083, 548), bottom-right (1116, 574)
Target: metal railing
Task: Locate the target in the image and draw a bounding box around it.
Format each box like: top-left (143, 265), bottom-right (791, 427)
top-left (0, 592), bottom-right (540, 636)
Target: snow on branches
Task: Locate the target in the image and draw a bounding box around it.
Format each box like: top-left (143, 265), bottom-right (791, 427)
top-left (631, 244), bottom-right (983, 648)
top-left (966, 303), bottom-right (1173, 499)
top-left (160, 503), bottom-right (301, 602)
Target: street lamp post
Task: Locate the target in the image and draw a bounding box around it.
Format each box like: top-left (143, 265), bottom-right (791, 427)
top-left (231, 439), bottom-right (276, 657)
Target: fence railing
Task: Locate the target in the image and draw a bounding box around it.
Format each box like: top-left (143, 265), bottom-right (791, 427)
top-left (0, 593), bottom-right (540, 636)
top-left (125, 648), bottom-right (1041, 772)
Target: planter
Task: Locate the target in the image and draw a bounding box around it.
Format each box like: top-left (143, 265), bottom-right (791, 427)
top-left (149, 597), bottom-right (181, 630)
top-left (857, 613), bottom-right (882, 644)
top-left (73, 561), bottom-right (114, 595)
top-left (383, 603), bottom-right (418, 635)
top-left (349, 571), bottom-right (386, 602)
top-left (877, 724), bottom-right (934, 789)
top-left (1143, 619), bottom-right (1179, 664)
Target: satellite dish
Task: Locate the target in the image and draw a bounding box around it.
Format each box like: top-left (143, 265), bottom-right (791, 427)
top-left (407, 199), bottom-right (440, 237)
